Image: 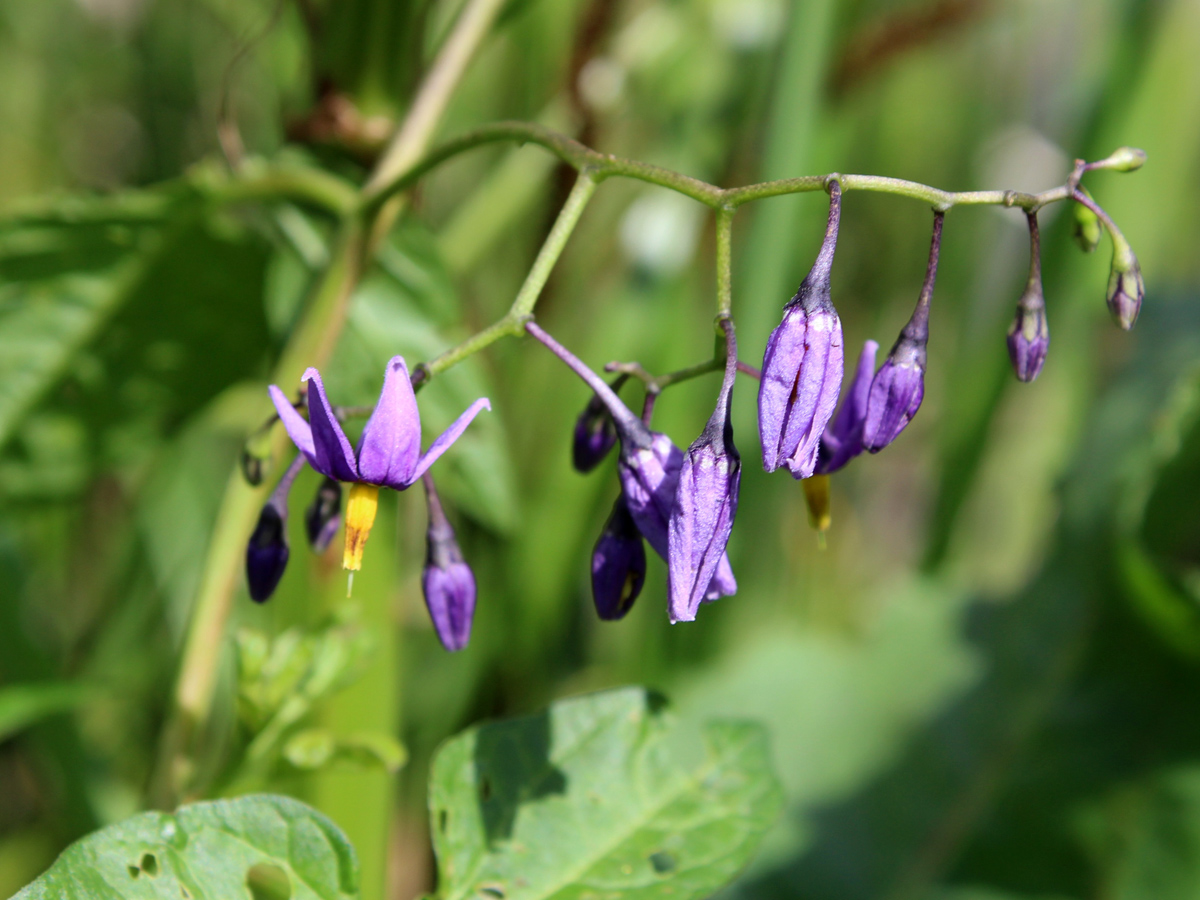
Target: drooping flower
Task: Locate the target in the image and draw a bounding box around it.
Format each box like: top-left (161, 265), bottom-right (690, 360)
top-left (246, 455), bottom-right (305, 602)
top-left (862, 210), bottom-right (944, 453)
top-left (591, 492), bottom-right (646, 620)
top-left (572, 375), bottom-right (627, 472)
top-left (815, 339), bottom-right (879, 475)
top-left (759, 181), bottom-right (845, 479)
top-left (525, 320), bottom-right (737, 612)
top-left (421, 474), bottom-right (476, 652)
top-left (1007, 211), bottom-right (1050, 382)
top-left (667, 318), bottom-right (741, 623)
top-left (270, 356), bottom-right (489, 574)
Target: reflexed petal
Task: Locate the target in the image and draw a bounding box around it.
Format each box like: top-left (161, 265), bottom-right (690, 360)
top-left (780, 312), bottom-right (843, 478)
top-left (704, 554), bottom-right (737, 601)
top-left (406, 398), bottom-right (492, 487)
top-left (667, 443), bottom-right (740, 623)
top-left (357, 356), bottom-right (423, 488)
top-left (816, 339), bottom-right (878, 475)
top-left (618, 432), bottom-right (683, 559)
top-left (269, 385), bottom-right (315, 464)
top-left (303, 368), bottom-right (358, 482)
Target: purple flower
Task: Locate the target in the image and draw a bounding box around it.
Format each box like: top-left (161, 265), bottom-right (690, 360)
top-left (591, 493), bottom-right (646, 620)
top-left (815, 339), bottom-right (879, 475)
top-left (668, 319), bottom-right (741, 623)
top-left (759, 182), bottom-right (845, 479)
top-left (1007, 211), bottom-right (1050, 383)
top-left (270, 356), bottom-right (489, 572)
top-left (305, 476), bottom-right (343, 552)
top-left (245, 455), bottom-right (305, 602)
top-left (862, 210), bottom-right (944, 453)
top-left (572, 375), bottom-right (627, 473)
top-left (421, 475), bottom-right (476, 652)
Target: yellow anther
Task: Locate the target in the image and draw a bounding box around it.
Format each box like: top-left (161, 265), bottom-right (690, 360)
top-left (802, 474), bottom-right (832, 535)
top-left (343, 483), bottom-right (380, 572)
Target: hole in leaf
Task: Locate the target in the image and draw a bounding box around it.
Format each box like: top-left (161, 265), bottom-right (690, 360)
top-left (127, 865), bottom-right (140, 879)
top-left (480, 776), bottom-right (492, 802)
top-left (140, 853), bottom-right (159, 877)
top-left (439, 809), bottom-right (448, 833)
top-left (649, 851), bottom-right (676, 874)
top-left (479, 883), bottom-right (505, 898)
top-left (247, 863), bottom-right (292, 900)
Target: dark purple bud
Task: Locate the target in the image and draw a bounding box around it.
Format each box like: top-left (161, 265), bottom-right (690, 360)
top-left (572, 376), bottom-right (627, 472)
top-left (862, 210), bottom-right (943, 453)
top-left (759, 182), bottom-right (845, 479)
top-left (815, 339), bottom-right (879, 475)
top-left (305, 476), bottom-right (343, 552)
top-left (1106, 237), bottom-right (1143, 331)
top-left (668, 319), bottom-right (741, 622)
top-left (421, 475), bottom-right (476, 652)
top-left (245, 455), bottom-right (305, 602)
top-left (591, 493), bottom-right (646, 620)
top-left (1007, 212), bottom-right (1050, 382)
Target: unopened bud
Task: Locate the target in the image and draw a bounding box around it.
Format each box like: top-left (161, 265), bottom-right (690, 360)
top-left (1007, 211), bottom-right (1050, 382)
top-left (1106, 237), bottom-right (1143, 331)
top-left (422, 476), bottom-right (476, 652)
top-left (245, 456), bottom-right (304, 602)
top-left (572, 376), bottom-right (626, 472)
top-left (1092, 146), bottom-right (1147, 173)
top-left (591, 493), bottom-right (646, 620)
top-left (305, 476), bottom-right (343, 552)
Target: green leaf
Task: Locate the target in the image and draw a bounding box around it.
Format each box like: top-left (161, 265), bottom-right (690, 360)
top-left (0, 682), bottom-right (90, 742)
top-left (428, 687), bottom-right (783, 900)
top-left (13, 794), bottom-right (359, 900)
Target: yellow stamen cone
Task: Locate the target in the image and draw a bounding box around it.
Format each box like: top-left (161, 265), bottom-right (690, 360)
top-left (343, 483), bottom-right (380, 571)
top-left (802, 474), bottom-right (832, 535)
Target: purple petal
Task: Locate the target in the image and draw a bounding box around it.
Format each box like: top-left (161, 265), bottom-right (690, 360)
top-left (705, 554), bottom-right (737, 601)
top-left (667, 442), bottom-right (740, 622)
top-left (407, 398), bottom-right (492, 487)
top-left (618, 432), bottom-right (683, 560)
top-left (356, 356), bottom-right (423, 489)
top-left (269, 384), bottom-right (316, 464)
top-left (422, 563), bottom-right (476, 652)
top-left (816, 339), bottom-right (879, 474)
top-left (862, 356), bottom-right (925, 452)
top-left (303, 368), bottom-right (358, 482)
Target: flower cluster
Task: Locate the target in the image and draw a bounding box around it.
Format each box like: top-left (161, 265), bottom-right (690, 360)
top-left (244, 154), bottom-right (1145, 643)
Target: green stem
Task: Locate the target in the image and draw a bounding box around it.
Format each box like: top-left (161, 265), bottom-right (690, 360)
top-left (715, 207), bottom-right (734, 317)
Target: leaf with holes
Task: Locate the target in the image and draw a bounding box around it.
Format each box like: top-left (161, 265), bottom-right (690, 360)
top-left (12, 794), bottom-right (359, 900)
top-left (428, 687), bottom-right (783, 900)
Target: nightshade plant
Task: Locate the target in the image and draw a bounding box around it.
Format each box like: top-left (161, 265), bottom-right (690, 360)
top-left (243, 132), bottom-right (1148, 637)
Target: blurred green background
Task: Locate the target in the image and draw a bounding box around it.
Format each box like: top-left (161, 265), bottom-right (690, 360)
top-left (2, 0), bottom-right (1200, 898)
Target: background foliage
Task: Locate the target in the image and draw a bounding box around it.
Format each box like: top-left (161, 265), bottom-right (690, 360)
top-left (2, 0), bottom-right (1199, 899)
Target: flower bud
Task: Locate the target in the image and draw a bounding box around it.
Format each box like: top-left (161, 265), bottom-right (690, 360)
top-left (246, 503), bottom-right (289, 603)
top-left (245, 455), bottom-right (305, 602)
top-left (572, 376), bottom-right (627, 473)
top-left (305, 476), bottom-right (343, 552)
top-left (862, 211), bottom-right (944, 452)
top-left (1107, 237), bottom-right (1143, 331)
top-left (591, 493), bottom-right (646, 620)
top-left (421, 476), bottom-right (476, 652)
top-left (758, 183), bottom-right (845, 479)
top-left (668, 319), bottom-right (741, 623)
top-left (1007, 211), bottom-right (1050, 383)
top-left (1072, 190), bottom-right (1101, 254)
top-left (1092, 146), bottom-right (1147, 173)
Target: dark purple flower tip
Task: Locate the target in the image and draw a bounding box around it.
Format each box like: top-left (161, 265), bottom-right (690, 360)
top-left (1107, 244), bottom-right (1143, 331)
top-left (861, 345), bottom-right (925, 452)
top-left (668, 319), bottom-right (741, 622)
top-left (1007, 293), bottom-right (1050, 382)
top-left (758, 184), bottom-right (845, 479)
top-left (422, 475), bottom-right (476, 651)
top-left (305, 476), bottom-right (343, 552)
top-left (816, 339), bottom-right (879, 475)
top-left (246, 502), bottom-right (289, 602)
top-left (591, 494), bottom-right (647, 620)
top-left (423, 563), bottom-right (476, 652)
top-left (572, 377), bottom-right (626, 473)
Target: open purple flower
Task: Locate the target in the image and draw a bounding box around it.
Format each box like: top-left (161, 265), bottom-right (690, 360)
top-left (759, 181), bottom-right (845, 479)
top-left (862, 210), bottom-right (944, 453)
top-left (270, 356), bottom-right (489, 573)
top-left (668, 318), bottom-right (741, 623)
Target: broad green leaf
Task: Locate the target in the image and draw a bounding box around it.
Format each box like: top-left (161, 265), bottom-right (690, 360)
top-left (428, 687), bottom-right (783, 900)
top-left (13, 794), bottom-right (359, 900)
top-left (0, 682), bottom-right (90, 742)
